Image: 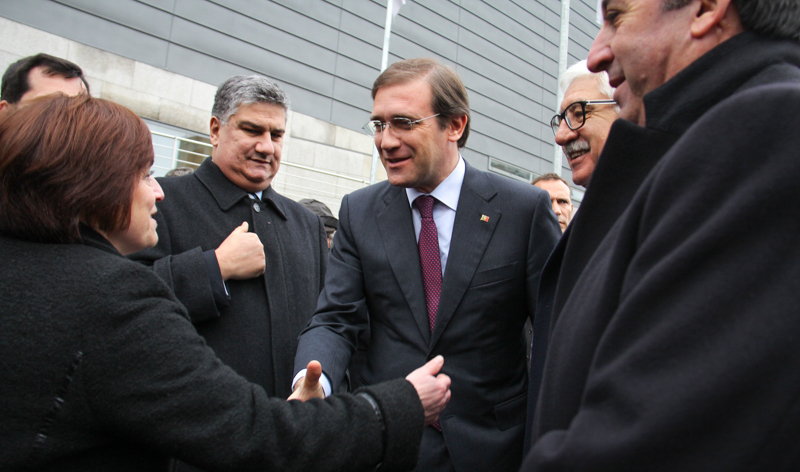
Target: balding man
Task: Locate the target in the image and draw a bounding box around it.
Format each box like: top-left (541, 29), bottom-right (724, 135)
top-left (532, 173), bottom-right (573, 233)
top-left (524, 0), bottom-right (800, 470)
top-left (0, 53), bottom-right (88, 109)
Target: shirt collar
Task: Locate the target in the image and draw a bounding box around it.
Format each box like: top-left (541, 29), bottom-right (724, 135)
top-left (406, 155), bottom-right (465, 211)
top-left (195, 157), bottom-right (287, 219)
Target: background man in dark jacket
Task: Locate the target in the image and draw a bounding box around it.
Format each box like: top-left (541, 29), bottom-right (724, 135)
top-left (131, 76), bottom-right (328, 472)
top-left (524, 0), bottom-right (800, 470)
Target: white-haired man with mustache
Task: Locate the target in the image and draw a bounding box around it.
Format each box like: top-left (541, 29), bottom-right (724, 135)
top-left (550, 60), bottom-right (619, 187)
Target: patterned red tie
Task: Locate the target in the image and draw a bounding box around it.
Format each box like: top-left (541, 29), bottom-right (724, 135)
top-left (415, 195), bottom-right (442, 333)
top-left (414, 195), bottom-right (443, 432)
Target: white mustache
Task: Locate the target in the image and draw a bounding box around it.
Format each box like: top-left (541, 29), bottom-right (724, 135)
top-left (563, 139), bottom-right (590, 158)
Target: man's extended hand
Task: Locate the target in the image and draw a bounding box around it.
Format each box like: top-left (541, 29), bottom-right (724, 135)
top-left (215, 222), bottom-right (266, 281)
top-left (406, 355), bottom-right (451, 426)
top-left (288, 360), bottom-right (326, 401)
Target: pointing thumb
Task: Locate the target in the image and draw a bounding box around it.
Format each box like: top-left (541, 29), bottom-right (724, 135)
top-left (421, 355), bottom-right (444, 376)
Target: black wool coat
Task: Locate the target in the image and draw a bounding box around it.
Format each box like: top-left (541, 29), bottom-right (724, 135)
top-left (131, 158), bottom-right (327, 398)
top-left (523, 32), bottom-right (800, 471)
top-left (0, 227), bottom-right (422, 472)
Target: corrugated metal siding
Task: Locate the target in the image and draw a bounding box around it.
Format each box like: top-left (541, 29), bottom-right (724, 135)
top-left (0, 0), bottom-right (600, 177)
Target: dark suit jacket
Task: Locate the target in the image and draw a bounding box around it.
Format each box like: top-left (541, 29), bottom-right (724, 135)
top-left (0, 226), bottom-right (422, 472)
top-left (295, 161), bottom-right (560, 472)
top-left (131, 158), bottom-right (327, 399)
top-left (523, 32), bottom-right (800, 471)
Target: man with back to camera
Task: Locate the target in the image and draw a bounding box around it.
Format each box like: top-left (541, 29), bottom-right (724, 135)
top-left (523, 0), bottom-right (800, 470)
top-left (291, 58), bottom-right (561, 472)
top-left (532, 173), bottom-right (573, 233)
top-left (129, 75), bottom-right (331, 472)
top-left (0, 53), bottom-right (88, 108)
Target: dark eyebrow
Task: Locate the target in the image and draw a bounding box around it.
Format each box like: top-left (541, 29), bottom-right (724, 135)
top-left (238, 120), bottom-right (285, 135)
top-left (238, 120), bottom-right (264, 130)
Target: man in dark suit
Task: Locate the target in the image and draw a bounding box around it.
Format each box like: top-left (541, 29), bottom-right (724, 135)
top-left (291, 58), bottom-right (560, 472)
top-left (131, 76), bottom-right (328, 471)
top-left (523, 0), bottom-right (800, 470)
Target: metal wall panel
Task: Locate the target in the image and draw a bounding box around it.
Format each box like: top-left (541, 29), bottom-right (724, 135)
top-left (55, 0), bottom-right (173, 39)
top-left (2, 0), bottom-right (170, 67)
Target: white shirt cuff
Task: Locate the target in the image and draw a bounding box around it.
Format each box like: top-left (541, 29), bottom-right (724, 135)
top-left (292, 369), bottom-right (332, 397)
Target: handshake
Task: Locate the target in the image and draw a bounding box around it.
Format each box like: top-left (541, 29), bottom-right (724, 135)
top-left (290, 356), bottom-right (452, 426)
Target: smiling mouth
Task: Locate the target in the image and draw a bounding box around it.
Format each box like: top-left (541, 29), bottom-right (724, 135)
top-left (564, 143), bottom-right (590, 162)
top-left (384, 154), bottom-right (411, 165)
top-left (567, 151), bottom-right (587, 162)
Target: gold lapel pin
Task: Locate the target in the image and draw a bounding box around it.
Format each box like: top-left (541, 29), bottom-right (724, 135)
top-left (480, 215), bottom-right (489, 222)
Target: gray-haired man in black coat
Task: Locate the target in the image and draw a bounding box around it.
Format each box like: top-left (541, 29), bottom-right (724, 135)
top-left (131, 77), bottom-right (328, 472)
top-left (524, 0), bottom-right (800, 470)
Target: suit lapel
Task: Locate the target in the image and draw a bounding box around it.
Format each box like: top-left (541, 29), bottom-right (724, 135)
top-left (431, 165), bottom-right (499, 348)
top-left (376, 186), bottom-right (431, 343)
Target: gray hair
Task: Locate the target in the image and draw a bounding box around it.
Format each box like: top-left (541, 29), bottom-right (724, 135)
top-left (211, 75), bottom-right (289, 125)
top-left (559, 60), bottom-right (616, 104)
top-left (664, 0), bottom-right (800, 41)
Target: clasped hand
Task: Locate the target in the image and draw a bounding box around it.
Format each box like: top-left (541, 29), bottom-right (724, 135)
top-left (289, 356), bottom-right (452, 426)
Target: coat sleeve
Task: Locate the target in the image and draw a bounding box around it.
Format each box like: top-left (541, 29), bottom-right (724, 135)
top-left (527, 189), bottom-right (561, 325)
top-left (524, 85), bottom-right (800, 471)
top-left (294, 193), bottom-right (370, 391)
top-left (128, 205), bottom-right (222, 323)
top-left (80, 263), bottom-right (423, 472)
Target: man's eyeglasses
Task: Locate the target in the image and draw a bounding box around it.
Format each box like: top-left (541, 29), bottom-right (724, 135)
top-left (550, 100), bottom-right (616, 134)
top-left (362, 114), bottom-right (440, 136)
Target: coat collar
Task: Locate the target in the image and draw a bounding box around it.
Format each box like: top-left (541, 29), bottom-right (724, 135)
top-left (194, 157), bottom-right (287, 220)
top-left (645, 31), bottom-right (800, 135)
top-left (78, 223), bottom-right (122, 256)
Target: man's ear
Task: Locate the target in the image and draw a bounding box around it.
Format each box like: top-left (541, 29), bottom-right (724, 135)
top-left (0, 100), bottom-right (8, 111)
top-left (447, 114), bottom-right (468, 143)
top-left (690, 0), bottom-right (736, 38)
top-left (209, 116), bottom-right (221, 146)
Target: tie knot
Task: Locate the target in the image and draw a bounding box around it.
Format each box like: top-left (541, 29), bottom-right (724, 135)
top-left (415, 195), bottom-right (435, 219)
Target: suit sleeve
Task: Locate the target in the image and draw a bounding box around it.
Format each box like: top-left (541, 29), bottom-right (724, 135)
top-left (524, 85), bottom-right (800, 471)
top-left (294, 193), bottom-right (369, 391)
top-left (129, 207), bottom-right (222, 323)
top-left (527, 189), bottom-right (561, 325)
top-left (81, 264), bottom-right (423, 472)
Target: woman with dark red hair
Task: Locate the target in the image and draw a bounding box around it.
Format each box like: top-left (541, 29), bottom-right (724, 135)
top-left (0, 94), bottom-right (449, 472)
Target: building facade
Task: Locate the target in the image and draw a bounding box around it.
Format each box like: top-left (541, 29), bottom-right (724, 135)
top-left (0, 0), bottom-right (599, 211)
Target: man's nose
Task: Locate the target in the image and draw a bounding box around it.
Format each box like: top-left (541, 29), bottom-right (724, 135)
top-left (255, 135), bottom-right (275, 155)
top-left (554, 120), bottom-right (578, 146)
top-left (587, 25), bottom-right (613, 73)
top-left (551, 200), bottom-right (562, 215)
top-left (378, 127), bottom-right (401, 150)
